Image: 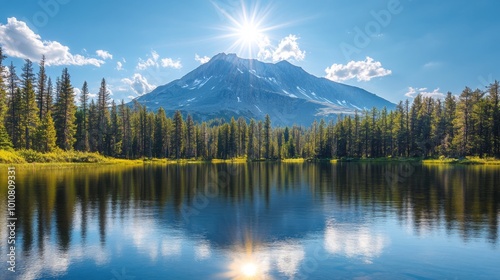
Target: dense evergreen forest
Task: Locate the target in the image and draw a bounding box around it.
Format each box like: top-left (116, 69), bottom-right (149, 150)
top-left (1, 47), bottom-right (500, 160)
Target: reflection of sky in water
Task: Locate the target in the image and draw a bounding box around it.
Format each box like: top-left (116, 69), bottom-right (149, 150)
top-left (2, 210), bottom-right (498, 279)
top-left (8, 201), bottom-right (390, 280)
top-left (323, 220), bottom-right (386, 264)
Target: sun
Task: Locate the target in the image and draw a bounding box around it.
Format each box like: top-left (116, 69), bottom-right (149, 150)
top-left (237, 21), bottom-right (262, 46)
top-left (212, 1), bottom-right (280, 59)
top-left (241, 262), bottom-right (258, 278)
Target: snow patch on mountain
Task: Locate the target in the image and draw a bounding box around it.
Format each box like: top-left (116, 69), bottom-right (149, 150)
top-left (249, 69), bottom-right (262, 78)
top-left (134, 52), bottom-right (395, 126)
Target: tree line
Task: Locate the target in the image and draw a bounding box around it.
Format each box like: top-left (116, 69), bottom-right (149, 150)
top-left (1, 47), bottom-right (499, 160)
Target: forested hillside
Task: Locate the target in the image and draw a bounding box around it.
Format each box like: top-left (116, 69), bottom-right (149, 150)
top-left (1, 47), bottom-right (499, 160)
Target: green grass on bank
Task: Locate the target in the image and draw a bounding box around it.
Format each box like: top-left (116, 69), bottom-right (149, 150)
top-left (0, 149), bottom-right (143, 165)
top-left (423, 156), bottom-right (500, 165)
top-left (2, 149), bottom-right (500, 166)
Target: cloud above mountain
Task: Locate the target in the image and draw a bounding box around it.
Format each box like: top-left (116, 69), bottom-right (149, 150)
top-left (122, 73), bottom-right (156, 97)
top-left (136, 50), bottom-right (181, 70)
top-left (256, 34), bottom-right (305, 62)
top-left (0, 17), bottom-right (104, 67)
top-left (325, 57), bottom-right (391, 82)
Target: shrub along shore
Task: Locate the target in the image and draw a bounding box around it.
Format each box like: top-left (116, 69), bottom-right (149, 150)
top-left (1, 149), bottom-right (500, 166)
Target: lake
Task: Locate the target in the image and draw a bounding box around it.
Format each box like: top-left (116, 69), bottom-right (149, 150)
top-left (1, 163), bottom-right (499, 279)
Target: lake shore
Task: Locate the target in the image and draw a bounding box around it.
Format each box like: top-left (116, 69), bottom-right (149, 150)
top-left (2, 149), bottom-right (500, 166)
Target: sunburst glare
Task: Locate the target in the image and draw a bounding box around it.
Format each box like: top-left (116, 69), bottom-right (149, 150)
top-left (212, 1), bottom-right (288, 59)
top-left (220, 232), bottom-right (271, 279)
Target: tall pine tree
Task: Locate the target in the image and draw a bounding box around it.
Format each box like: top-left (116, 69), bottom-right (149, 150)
top-left (97, 78), bottom-right (111, 154)
top-left (36, 56), bottom-right (47, 119)
top-left (54, 68), bottom-right (77, 150)
top-left (0, 47), bottom-right (13, 150)
top-left (20, 59), bottom-right (39, 149)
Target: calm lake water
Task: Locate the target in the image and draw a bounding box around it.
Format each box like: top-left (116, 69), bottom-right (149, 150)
top-left (1, 163), bottom-right (499, 279)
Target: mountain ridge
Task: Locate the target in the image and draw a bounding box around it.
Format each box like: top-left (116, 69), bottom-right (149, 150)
top-left (135, 53), bottom-right (395, 126)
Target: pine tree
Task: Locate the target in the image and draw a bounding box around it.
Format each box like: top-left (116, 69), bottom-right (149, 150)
top-left (36, 56), bottom-right (47, 119)
top-left (472, 94), bottom-right (491, 156)
top-left (263, 114), bottom-right (271, 159)
top-left (119, 100), bottom-right (132, 158)
top-left (185, 114), bottom-right (196, 158)
top-left (0, 47), bottom-right (7, 125)
top-left (0, 47), bottom-right (12, 150)
top-left (247, 119), bottom-right (256, 160)
top-left (172, 110), bottom-right (184, 159)
top-left (153, 107), bottom-right (168, 158)
top-left (45, 77), bottom-right (53, 114)
top-left (54, 68), bottom-right (77, 150)
top-left (442, 92), bottom-right (456, 156)
top-left (97, 78), bottom-right (111, 154)
top-left (34, 111), bottom-right (57, 152)
top-left (217, 123), bottom-right (229, 159)
top-left (197, 122), bottom-right (208, 159)
top-left (87, 100), bottom-right (99, 152)
top-left (7, 82), bottom-right (22, 149)
top-left (228, 117), bottom-right (237, 158)
top-left (145, 111), bottom-right (155, 158)
top-left (453, 87), bottom-right (474, 156)
top-left (489, 81), bottom-right (500, 157)
top-left (431, 99), bottom-right (446, 155)
top-left (109, 100), bottom-right (122, 156)
top-left (20, 59), bottom-right (39, 149)
top-left (75, 81), bottom-right (90, 151)
top-left (237, 117), bottom-right (247, 157)
top-left (257, 121), bottom-right (264, 159)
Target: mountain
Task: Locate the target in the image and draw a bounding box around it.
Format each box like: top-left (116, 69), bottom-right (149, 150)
top-left (135, 53), bottom-right (395, 126)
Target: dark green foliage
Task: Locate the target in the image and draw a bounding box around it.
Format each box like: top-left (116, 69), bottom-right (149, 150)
top-left (53, 68), bottom-right (76, 150)
top-left (20, 59), bottom-right (39, 150)
top-left (2, 53), bottom-right (500, 160)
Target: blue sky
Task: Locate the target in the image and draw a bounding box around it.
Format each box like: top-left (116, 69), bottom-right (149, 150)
top-left (1, 0), bottom-right (499, 103)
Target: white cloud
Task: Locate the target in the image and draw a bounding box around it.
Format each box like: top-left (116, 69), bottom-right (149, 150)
top-left (0, 17), bottom-right (104, 67)
top-left (272, 35), bottom-right (305, 62)
top-left (136, 50), bottom-right (181, 70)
top-left (256, 34), bottom-right (305, 62)
top-left (122, 73), bottom-right (156, 97)
top-left (2, 65), bottom-right (9, 86)
top-left (195, 54), bottom-right (210, 64)
top-left (405, 87), bottom-right (444, 98)
top-left (73, 88), bottom-right (81, 103)
top-left (116, 61), bottom-right (123, 71)
top-left (137, 57), bottom-right (156, 70)
top-left (325, 57), bottom-right (392, 82)
top-left (73, 87), bottom-right (81, 96)
top-left (257, 35), bottom-right (272, 61)
top-left (161, 58), bottom-right (182, 69)
top-left (96, 50), bottom-right (113, 60)
top-left (152, 50), bottom-right (159, 61)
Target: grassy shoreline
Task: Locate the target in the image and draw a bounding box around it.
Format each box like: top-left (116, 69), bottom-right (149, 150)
top-left (2, 149), bottom-right (500, 166)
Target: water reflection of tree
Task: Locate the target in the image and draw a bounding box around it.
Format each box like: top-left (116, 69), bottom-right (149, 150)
top-left (1, 163), bottom-right (498, 254)
top-left (316, 164), bottom-right (500, 244)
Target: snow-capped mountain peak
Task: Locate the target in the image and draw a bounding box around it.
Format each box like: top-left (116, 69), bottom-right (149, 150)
top-left (135, 53), bottom-right (395, 126)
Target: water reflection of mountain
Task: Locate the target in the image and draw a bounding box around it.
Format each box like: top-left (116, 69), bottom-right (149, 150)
top-left (1, 162), bottom-right (498, 256)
